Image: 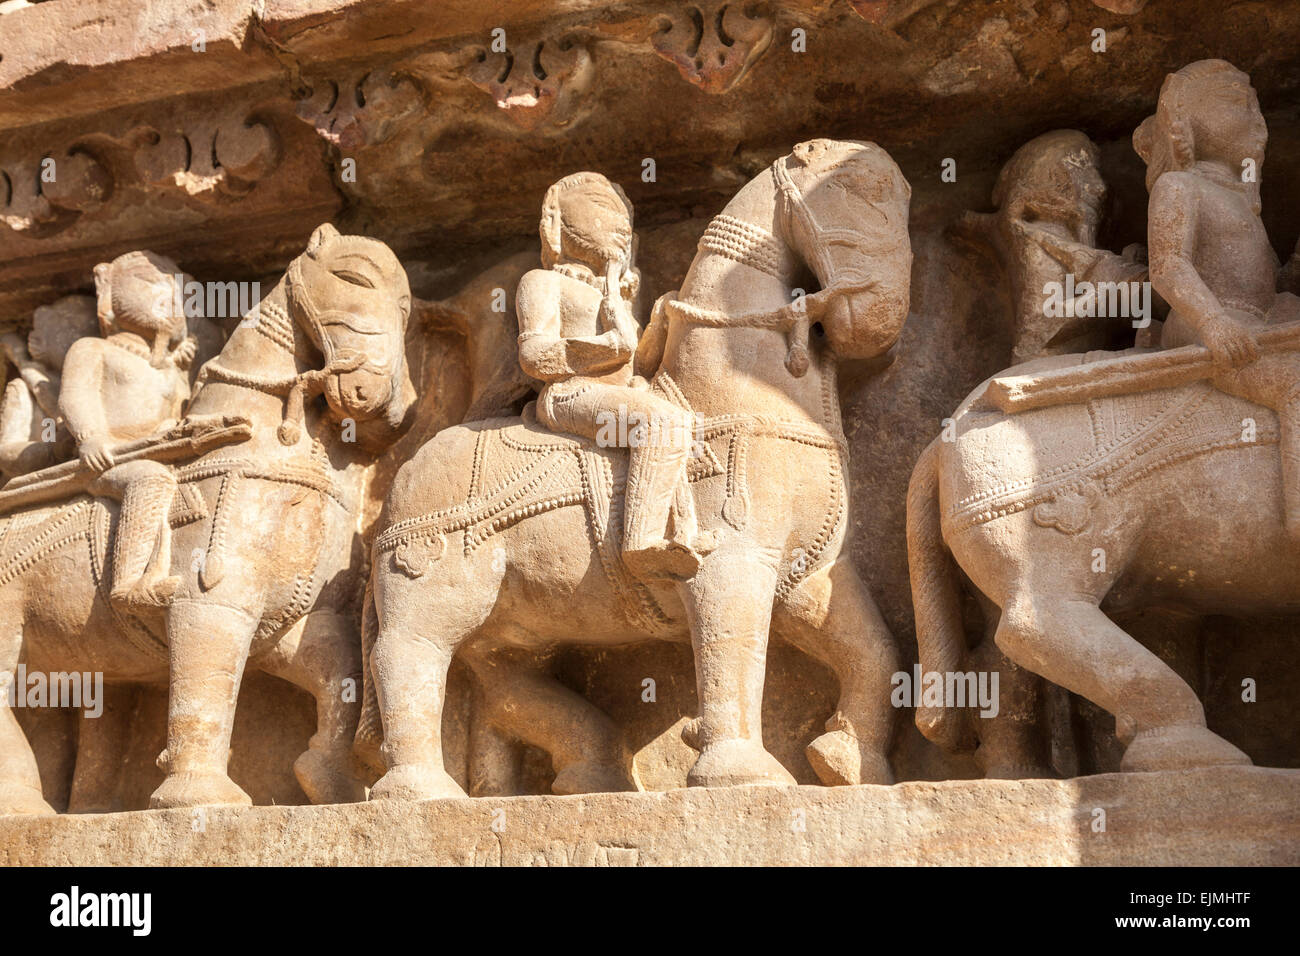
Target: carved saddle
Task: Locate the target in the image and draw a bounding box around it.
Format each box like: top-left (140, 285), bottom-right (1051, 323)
top-left (948, 369), bottom-right (1277, 535)
top-left (374, 403), bottom-right (728, 630)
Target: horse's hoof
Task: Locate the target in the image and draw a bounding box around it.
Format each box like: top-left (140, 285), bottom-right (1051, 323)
top-left (1121, 725), bottom-right (1252, 773)
top-left (806, 730), bottom-right (894, 786)
top-left (0, 784), bottom-right (56, 817)
top-left (687, 738), bottom-right (796, 788)
top-left (552, 760), bottom-right (636, 795)
top-left (294, 749), bottom-right (366, 805)
top-left (370, 762), bottom-right (466, 802)
top-left (680, 717), bottom-right (703, 751)
top-left (148, 771), bottom-right (252, 810)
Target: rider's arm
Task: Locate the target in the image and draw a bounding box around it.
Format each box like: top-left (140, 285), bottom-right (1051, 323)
top-left (516, 271), bottom-right (631, 381)
top-left (1147, 173), bottom-right (1224, 333)
top-left (1, 332), bottom-right (59, 417)
top-left (57, 338), bottom-right (110, 447)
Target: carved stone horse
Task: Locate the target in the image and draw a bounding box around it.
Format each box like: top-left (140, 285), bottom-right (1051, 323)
top-left (908, 356), bottom-right (1275, 773)
top-left (0, 224), bottom-right (410, 814)
top-left (359, 139), bottom-right (912, 799)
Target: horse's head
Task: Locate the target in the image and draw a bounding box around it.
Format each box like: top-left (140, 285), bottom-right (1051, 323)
top-left (285, 223), bottom-right (412, 430)
top-left (778, 138), bottom-right (912, 360)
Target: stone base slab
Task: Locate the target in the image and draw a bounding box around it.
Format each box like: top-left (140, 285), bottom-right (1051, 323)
top-left (2, 767), bottom-right (1296, 866)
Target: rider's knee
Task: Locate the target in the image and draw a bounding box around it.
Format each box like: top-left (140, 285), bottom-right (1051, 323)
top-left (110, 459), bottom-right (175, 485)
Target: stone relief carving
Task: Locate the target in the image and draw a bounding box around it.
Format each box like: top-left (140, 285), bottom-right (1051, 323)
top-left (651, 3), bottom-right (774, 94)
top-left (912, 59), bottom-right (1299, 776)
top-left (0, 297), bottom-right (96, 479)
top-left (359, 139), bottom-right (910, 800)
top-left (466, 29), bottom-right (596, 131)
top-left (953, 129), bottom-right (1150, 364)
top-left (0, 224), bottom-right (411, 814)
top-left (0, 0), bottom-right (1293, 877)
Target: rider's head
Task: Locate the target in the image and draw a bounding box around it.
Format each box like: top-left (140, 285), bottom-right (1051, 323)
top-left (994, 130), bottom-right (1105, 247)
top-left (1135, 60), bottom-right (1265, 198)
top-left (28, 295), bottom-right (98, 372)
top-left (93, 250), bottom-right (187, 351)
top-left (540, 172), bottom-right (635, 275)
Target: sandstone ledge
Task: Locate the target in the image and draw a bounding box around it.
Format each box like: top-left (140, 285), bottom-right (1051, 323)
top-left (1, 767), bottom-right (1296, 866)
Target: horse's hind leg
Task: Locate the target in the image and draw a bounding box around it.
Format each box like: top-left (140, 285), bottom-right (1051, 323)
top-left (460, 638), bottom-right (636, 795)
top-left (995, 593), bottom-right (1251, 772)
top-left (968, 591), bottom-right (1054, 779)
top-left (774, 557), bottom-right (897, 786)
top-left (258, 609), bottom-right (366, 805)
top-left (0, 621), bottom-right (55, 815)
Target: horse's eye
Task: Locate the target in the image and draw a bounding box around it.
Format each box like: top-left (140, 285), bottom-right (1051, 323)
top-left (333, 270), bottom-right (375, 289)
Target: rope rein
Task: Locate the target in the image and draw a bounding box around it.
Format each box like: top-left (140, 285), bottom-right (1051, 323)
top-left (663, 156), bottom-right (877, 377)
top-left (196, 284), bottom-right (364, 446)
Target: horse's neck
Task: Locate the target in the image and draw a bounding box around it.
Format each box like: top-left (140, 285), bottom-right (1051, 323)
top-left (659, 180), bottom-right (840, 433)
top-left (188, 282), bottom-right (313, 445)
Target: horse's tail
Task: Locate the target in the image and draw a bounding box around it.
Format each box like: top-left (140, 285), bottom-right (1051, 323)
top-left (906, 437), bottom-right (974, 753)
top-left (352, 574), bottom-right (385, 785)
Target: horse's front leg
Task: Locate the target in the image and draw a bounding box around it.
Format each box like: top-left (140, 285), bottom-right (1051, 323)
top-left (681, 542), bottom-right (796, 788)
top-left (149, 599), bottom-right (256, 809)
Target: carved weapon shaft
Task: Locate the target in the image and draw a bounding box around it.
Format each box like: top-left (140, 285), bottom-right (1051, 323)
top-left (987, 320), bottom-right (1300, 414)
top-left (0, 419), bottom-right (253, 514)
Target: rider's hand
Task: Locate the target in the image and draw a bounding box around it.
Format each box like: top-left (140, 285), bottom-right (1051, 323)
top-left (78, 436), bottom-right (115, 473)
top-left (600, 298), bottom-right (637, 354)
top-left (171, 336), bottom-right (198, 370)
top-left (1202, 315), bottom-right (1260, 369)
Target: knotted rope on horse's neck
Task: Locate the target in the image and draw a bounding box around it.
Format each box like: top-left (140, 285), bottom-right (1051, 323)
top-left (197, 294), bottom-right (362, 446)
top-left (666, 155), bottom-right (877, 377)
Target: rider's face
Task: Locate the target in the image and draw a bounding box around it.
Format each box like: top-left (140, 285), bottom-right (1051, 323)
top-left (561, 188), bottom-right (632, 268)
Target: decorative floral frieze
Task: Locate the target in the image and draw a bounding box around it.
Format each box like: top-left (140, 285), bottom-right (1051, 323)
top-left (465, 29), bottom-right (595, 132)
top-left (651, 2), bottom-right (774, 94)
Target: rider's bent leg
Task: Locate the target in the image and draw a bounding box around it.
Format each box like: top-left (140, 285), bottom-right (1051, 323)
top-left (623, 397), bottom-right (698, 579)
top-left (92, 459), bottom-right (181, 609)
top-left (538, 381), bottom-right (698, 579)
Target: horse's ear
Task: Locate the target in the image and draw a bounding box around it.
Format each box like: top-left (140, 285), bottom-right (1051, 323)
top-left (307, 222), bottom-right (340, 255)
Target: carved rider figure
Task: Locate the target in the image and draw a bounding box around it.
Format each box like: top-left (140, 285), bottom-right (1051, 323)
top-left (516, 172), bottom-right (699, 579)
top-left (0, 296), bottom-right (98, 479)
top-left (59, 250), bottom-right (196, 609)
top-left (1136, 59), bottom-right (1300, 529)
top-left (956, 129), bottom-right (1151, 363)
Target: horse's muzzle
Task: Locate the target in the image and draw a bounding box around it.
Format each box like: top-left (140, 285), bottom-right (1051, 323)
top-left (329, 367), bottom-right (394, 420)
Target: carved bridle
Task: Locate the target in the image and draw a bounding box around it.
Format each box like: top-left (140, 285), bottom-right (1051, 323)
top-left (197, 295), bottom-right (364, 446)
top-left (663, 154), bottom-right (879, 377)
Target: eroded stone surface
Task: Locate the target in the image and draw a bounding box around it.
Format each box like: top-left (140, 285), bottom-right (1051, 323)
top-left (0, 2), bottom-right (1297, 866)
top-left (2, 768), bottom-right (1293, 866)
